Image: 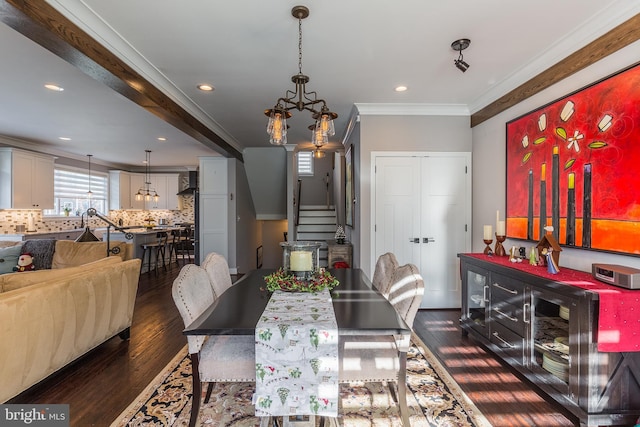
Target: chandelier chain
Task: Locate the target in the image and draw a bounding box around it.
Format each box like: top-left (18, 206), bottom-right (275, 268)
top-left (298, 15), bottom-right (303, 75)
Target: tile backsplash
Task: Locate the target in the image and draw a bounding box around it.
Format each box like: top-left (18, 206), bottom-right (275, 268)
top-left (0, 195), bottom-right (195, 235)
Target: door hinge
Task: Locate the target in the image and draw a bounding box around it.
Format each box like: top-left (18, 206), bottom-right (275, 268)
top-left (465, 166), bottom-right (468, 174)
top-left (465, 224), bottom-right (468, 232)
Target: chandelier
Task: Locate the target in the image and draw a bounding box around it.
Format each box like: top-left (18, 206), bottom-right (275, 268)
top-left (265, 5), bottom-right (337, 146)
top-left (135, 150), bottom-right (159, 203)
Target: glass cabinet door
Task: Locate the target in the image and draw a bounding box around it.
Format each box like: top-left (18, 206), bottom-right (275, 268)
top-left (463, 265), bottom-right (490, 338)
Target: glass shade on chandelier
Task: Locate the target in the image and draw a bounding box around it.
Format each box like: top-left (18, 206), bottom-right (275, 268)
top-left (310, 123), bottom-right (328, 147)
top-left (266, 106), bottom-right (291, 146)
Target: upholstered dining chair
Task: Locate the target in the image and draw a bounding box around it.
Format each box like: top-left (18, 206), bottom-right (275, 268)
top-left (339, 263), bottom-right (424, 427)
top-left (172, 264), bottom-right (256, 427)
top-left (201, 251), bottom-right (233, 298)
top-left (372, 252), bottom-right (399, 298)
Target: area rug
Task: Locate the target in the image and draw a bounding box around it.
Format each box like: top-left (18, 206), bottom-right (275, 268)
top-left (111, 334), bottom-right (492, 426)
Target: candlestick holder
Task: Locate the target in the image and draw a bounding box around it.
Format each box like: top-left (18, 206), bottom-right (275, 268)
top-left (483, 239), bottom-right (493, 255)
top-left (494, 234), bottom-right (506, 257)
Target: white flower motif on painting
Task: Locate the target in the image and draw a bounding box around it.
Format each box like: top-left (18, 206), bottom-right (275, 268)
top-left (567, 130), bottom-right (584, 152)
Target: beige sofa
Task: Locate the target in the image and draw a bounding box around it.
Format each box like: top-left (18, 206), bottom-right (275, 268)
top-left (0, 240), bottom-right (141, 403)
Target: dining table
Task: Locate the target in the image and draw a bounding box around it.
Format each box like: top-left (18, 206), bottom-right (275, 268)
top-left (183, 268), bottom-right (412, 426)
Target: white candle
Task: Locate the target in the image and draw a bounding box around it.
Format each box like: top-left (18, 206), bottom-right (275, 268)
top-left (483, 225), bottom-right (492, 240)
top-left (290, 251), bottom-right (313, 271)
top-left (497, 220), bottom-right (506, 236)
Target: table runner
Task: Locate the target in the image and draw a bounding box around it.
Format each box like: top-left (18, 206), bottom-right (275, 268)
top-left (465, 253), bottom-right (640, 352)
top-left (254, 289), bottom-right (339, 417)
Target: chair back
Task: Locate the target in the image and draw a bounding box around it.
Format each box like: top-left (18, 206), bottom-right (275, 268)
top-left (201, 252), bottom-right (233, 297)
top-left (172, 264), bottom-right (216, 354)
top-left (388, 263), bottom-right (424, 328)
top-left (372, 252), bottom-right (399, 297)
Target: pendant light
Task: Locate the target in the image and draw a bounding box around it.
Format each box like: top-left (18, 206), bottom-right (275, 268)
top-left (265, 5), bottom-right (338, 145)
top-left (135, 150), bottom-right (159, 203)
top-left (86, 154), bottom-right (93, 200)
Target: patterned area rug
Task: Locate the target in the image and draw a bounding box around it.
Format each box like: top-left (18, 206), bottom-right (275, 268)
top-left (111, 334), bottom-right (491, 426)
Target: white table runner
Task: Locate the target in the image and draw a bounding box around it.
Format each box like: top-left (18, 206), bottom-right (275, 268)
top-left (254, 289), bottom-right (338, 417)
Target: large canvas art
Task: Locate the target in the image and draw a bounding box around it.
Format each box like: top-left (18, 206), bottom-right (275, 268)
top-left (506, 62), bottom-right (640, 256)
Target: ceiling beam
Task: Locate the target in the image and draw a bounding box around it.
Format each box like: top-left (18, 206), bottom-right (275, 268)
top-left (1, 0), bottom-right (243, 161)
top-left (471, 13), bottom-right (640, 128)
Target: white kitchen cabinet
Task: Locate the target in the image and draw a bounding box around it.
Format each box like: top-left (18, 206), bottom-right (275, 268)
top-left (0, 148), bottom-right (54, 209)
top-left (145, 174), bottom-right (180, 210)
top-left (109, 171), bottom-right (144, 210)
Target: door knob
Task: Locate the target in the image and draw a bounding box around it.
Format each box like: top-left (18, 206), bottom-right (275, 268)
top-left (409, 238), bottom-right (419, 243)
top-left (423, 237), bottom-right (435, 243)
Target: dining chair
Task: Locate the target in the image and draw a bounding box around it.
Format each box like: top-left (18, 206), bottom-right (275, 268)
top-left (172, 264), bottom-right (256, 427)
top-left (339, 263), bottom-right (424, 427)
top-left (201, 252), bottom-right (233, 298)
top-left (372, 252), bottom-right (399, 298)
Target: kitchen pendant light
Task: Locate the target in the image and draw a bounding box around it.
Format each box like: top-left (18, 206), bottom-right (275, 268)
top-left (86, 154), bottom-right (93, 200)
top-left (265, 5), bottom-right (337, 145)
top-left (135, 150), bottom-right (159, 203)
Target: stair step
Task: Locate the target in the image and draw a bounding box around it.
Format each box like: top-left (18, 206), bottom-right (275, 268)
top-left (298, 216), bottom-right (336, 225)
top-left (299, 210), bottom-right (336, 218)
top-left (297, 224), bottom-right (337, 232)
top-left (300, 205), bottom-right (335, 210)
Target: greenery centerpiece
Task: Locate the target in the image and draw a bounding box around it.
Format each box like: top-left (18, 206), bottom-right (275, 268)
top-left (263, 268), bottom-right (339, 293)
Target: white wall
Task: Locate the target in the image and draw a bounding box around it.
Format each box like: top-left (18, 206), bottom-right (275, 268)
top-left (356, 114), bottom-right (472, 276)
top-left (472, 40), bottom-right (640, 272)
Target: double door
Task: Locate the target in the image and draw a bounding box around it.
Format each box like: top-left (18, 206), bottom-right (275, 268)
top-left (374, 153), bottom-right (471, 308)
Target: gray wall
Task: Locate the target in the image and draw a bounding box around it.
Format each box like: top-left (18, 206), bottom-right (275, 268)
top-left (472, 39), bottom-right (640, 272)
top-left (299, 154), bottom-right (334, 207)
top-left (354, 114), bottom-right (473, 277)
top-left (234, 159), bottom-right (261, 273)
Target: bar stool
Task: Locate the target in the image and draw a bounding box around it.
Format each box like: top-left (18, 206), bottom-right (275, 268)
top-left (140, 232), bottom-right (168, 275)
top-left (167, 229), bottom-right (183, 267)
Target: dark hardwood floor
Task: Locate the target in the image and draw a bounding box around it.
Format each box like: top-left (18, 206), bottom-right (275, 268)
top-left (9, 263), bottom-right (579, 427)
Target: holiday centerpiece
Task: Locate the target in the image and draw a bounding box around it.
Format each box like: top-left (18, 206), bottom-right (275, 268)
top-left (263, 241), bottom-right (339, 292)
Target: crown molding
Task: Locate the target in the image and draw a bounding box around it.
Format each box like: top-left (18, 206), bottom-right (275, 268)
top-left (354, 103), bottom-right (470, 116)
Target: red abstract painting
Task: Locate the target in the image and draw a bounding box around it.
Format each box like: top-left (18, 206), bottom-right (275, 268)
top-left (506, 62), bottom-right (640, 255)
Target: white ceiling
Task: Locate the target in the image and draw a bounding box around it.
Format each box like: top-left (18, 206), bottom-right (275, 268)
top-left (1, 0), bottom-right (638, 168)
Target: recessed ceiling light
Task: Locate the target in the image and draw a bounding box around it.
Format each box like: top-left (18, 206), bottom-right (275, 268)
top-left (395, 85), bottom-right (408, 92)
top-left (197, 84), bottom-right (214, 92)
top-left (157, 137), bottom-right (167, 141)
top-left (45, 84), bottom-right (64, 92)
top-left (58, 137), bottom-right (71, 141)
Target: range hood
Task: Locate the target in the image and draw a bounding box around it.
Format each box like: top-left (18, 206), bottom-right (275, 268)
top-left (177, 171), bottom-right (198, 195)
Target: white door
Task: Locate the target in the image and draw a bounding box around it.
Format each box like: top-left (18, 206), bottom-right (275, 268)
top-left (374, 153), bottom-right (471, 309)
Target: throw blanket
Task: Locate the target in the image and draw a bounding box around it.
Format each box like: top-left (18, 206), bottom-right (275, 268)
top-left (254, 289), bottom-right (338, 418)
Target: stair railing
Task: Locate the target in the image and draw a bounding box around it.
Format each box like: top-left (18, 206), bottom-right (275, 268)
top-left (295, 179), bottom-right (302, 227)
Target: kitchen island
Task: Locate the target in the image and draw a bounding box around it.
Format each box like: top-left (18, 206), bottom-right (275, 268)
top-left (109, 226), bottom-right (182, 273)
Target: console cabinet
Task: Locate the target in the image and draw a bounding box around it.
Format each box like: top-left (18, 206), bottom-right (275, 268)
top-left (459, 254), bottom-right (640, 427)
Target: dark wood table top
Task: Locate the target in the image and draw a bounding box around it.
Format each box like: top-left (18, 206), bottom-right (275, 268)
top-left (183, 268), bottom-right (409, 336)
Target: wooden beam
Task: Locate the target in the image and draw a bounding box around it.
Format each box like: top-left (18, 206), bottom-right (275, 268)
top-left (1, 0), bottom-right (243, 161)
top-left (471, 13), bottom-right (640, 128)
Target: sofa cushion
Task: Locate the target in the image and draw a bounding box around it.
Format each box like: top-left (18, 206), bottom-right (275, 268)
top-left (0, 244), bottom-right (23, 274)
top-left (51, 241), bottom-right (130, 269)
top-left (0, 241), bottom-right (22, 249)
top-left (22, 239), bottom-right (57, 270)
top-left (0, 256), bottom-right (123, 293)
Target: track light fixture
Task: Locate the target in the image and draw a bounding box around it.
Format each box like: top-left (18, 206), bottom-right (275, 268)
top-left (451, 39), bottom-right (471, 72)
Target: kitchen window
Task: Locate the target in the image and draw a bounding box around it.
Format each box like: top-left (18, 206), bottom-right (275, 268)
top-left (43, 166), bottom-right (108, 217)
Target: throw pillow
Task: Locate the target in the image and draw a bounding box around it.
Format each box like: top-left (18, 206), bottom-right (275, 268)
top-left (0, 244), bottom-right (24, 274)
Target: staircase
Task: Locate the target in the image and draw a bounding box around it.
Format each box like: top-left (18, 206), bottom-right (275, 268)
top-left (296, 205), bottom-right (337, 267)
